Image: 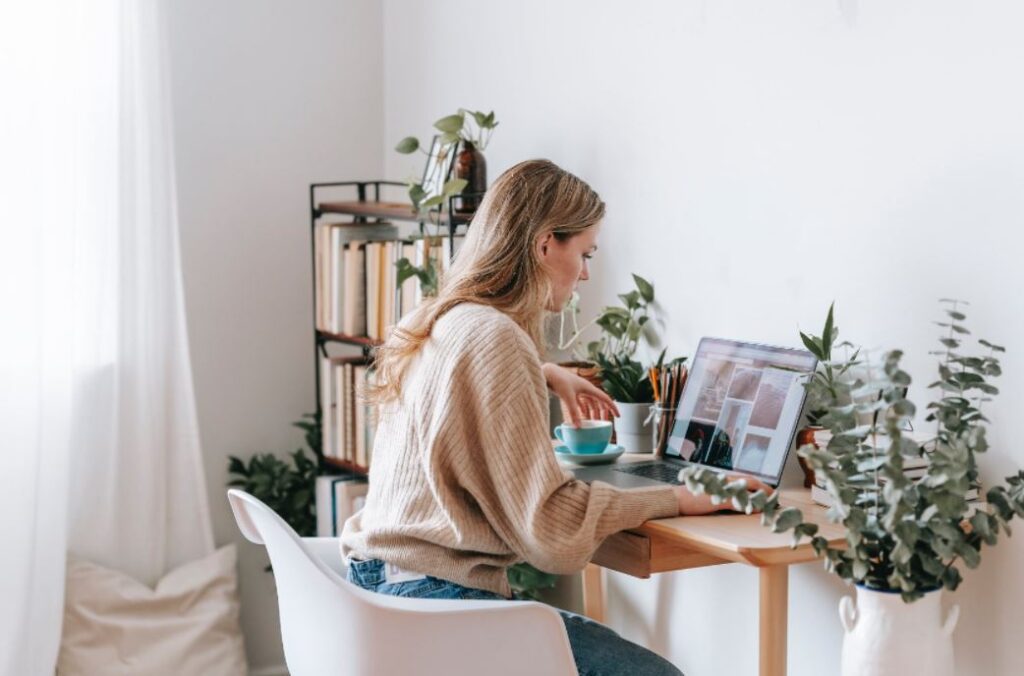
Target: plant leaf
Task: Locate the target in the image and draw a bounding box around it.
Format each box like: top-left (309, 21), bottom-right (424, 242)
top-left (632, 274), bottom-right (654, 303)
top-left (434, 113), bottom-right (465, 133)
top-left (443, 178), bottom-right (468, 195)
top-left (394, 136), bottom-right (419, 154)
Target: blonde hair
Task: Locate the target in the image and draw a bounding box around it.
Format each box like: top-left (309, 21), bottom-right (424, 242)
top-left (370, 159), bottom-right (605, 404)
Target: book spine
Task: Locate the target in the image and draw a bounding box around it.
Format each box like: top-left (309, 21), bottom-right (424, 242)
top-left (345, 363), bottom-right (356, 464)
top-left (354, 365), bottom-right (367, 468)
top-left (314, 224), bottom-right (324, 331)
top-left (330, 226), bottom-right (343, 333)
top-left (339, 362), bottom-right (352, 462)
top-left (320, 356), bottom-right (334, 459)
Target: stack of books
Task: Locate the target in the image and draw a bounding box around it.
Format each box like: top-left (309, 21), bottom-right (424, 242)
top-left (809, 434), bottom-right (981, 508)
top-left (314, 221), bottom-right (397, 335)
top-left (315, 474), bottom-right (368, 536)
top-left (320, 355), bottom-right (377, 470)
top-left (314, 222), bottom-right (464, 339)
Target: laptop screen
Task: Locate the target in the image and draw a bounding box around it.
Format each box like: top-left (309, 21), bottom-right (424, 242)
top-left (665, 337), bottom-right (817, 485)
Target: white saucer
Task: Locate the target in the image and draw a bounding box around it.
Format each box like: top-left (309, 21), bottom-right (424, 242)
top-left (553, 443), bottom-right (625, 466)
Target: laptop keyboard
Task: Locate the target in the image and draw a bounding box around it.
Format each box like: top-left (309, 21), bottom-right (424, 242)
top-left (613, 462), bottom-right (684, 485)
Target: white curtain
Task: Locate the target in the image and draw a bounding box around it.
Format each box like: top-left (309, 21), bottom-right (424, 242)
top-left (0, 0), bottom-right (213, 673)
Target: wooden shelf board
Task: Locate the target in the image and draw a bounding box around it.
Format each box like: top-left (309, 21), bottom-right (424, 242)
top-left (316, 200), bottom-right (476, 226)
top-left (318, 200), bottom-right (418, 221)
top-left (317, 330), bottom-right (382, 348)
top-left (322, 457), bottom-right (369, 475)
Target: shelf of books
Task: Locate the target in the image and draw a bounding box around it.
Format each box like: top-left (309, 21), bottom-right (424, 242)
top-left (313, 218), bottom-right (465, 475)
top-left (313, 220), bottom-right (466, 341)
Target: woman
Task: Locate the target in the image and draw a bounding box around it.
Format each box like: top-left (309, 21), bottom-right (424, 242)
top-left (341, 160), bottom-right (769, 675)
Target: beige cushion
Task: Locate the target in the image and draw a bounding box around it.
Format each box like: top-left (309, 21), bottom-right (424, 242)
top-left (58, 545), bottom-right (247, 676)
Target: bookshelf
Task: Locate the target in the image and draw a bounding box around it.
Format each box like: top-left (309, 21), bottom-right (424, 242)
top-left (308, 180), bottom-right (480, 474)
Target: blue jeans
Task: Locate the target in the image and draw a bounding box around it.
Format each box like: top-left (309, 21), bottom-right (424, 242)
top-left (347, 559), bottom-right (683, 676)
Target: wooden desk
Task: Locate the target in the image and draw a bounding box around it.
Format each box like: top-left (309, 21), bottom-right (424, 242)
top-left (579, 456), bottom-right (846, 676)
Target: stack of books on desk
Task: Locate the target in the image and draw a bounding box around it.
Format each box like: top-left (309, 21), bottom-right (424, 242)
top-left (810, 452), bottom-right (981, 507)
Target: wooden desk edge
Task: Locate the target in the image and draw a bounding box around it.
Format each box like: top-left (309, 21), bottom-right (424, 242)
top-left (637, 519), bottom-right (844, 567)
top-left (592, 514), bottom-right (846, 575)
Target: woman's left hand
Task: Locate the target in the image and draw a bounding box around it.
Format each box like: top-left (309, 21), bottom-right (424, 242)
top-left (541, 363), bottom-right (620, 428)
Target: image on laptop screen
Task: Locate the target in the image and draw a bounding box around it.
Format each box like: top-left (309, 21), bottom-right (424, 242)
top-left (665, 338), bottom-right (818, 484)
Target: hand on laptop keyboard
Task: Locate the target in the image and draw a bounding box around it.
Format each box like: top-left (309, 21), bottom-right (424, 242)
top-left (674, 474), bottom-right (773, 516)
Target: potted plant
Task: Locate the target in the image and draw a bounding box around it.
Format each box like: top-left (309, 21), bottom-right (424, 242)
top-left (559, 274), bottom-right (685, 452)
top-left (395, 108), bottom-right (497, 213)
top-left (682, 301), bottom-right (1024, 676)
top-left (392, 109), bottom-right (498, 298)
top-left (794, 303), bottom-right (859, 487)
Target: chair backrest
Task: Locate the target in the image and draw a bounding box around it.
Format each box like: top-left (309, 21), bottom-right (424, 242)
top-left (228, 489), bottom-right (373, 673)
top-left (227, 489), bottom-right (578, 676)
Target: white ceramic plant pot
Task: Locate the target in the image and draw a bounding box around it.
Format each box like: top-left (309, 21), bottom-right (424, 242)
top-left (840, 586), bottom-right (959, 676)
top-left (614, 402), bottom-right (654, 453)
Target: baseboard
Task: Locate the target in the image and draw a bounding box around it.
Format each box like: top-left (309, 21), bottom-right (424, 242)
top-left (250, 664), bottom-right (288, 676)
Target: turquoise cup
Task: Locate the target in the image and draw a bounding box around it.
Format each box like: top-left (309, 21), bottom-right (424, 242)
top-left (554, 420), bottom-right (613, 454)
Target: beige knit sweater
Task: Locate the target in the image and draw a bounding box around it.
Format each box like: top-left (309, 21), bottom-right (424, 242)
top-left (340, 303), bottom-right (679, 597)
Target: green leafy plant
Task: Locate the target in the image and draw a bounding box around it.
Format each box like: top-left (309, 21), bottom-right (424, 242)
top-left (595, 348), bottom-right (686, 404)
top-left (558, 274), bottom-right (683, 403)
top-left (799, 302), bottom-right (859, 426)
top-left (392, 109), bottom-right (498, 296)
top-left (507, 563), bottom-right (557, 601)
top-left (227, 413), bottom-right (321, 539)
top-left (395, 108), bottom-right (497, 213)
top-left (587, 274), bottom-right (655, 364)
top-left (682, 300), bottom-right (1024, 602)
top-left (395, 245), bottom-right (441, 298)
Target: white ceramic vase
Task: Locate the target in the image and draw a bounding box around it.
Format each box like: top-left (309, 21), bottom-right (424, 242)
top-left (840, 586), bottom-right (959, 676)
top-left (614, 402), bottom-right (654, 453)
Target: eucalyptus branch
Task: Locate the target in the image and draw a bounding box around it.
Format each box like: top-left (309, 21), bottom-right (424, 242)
top-left (689, 301), bottom-right (1021, 601)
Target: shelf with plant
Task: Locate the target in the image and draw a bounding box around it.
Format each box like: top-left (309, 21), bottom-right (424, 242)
top-left (391, 108), bottom-right (498, 298)
top-left (679, 300), bottom-right (1024, 674)
top-left (395, 108), bottom-right (496, 215)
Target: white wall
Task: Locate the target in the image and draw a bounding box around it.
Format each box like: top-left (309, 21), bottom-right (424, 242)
top-left (167, 1), bottom-right (382, 671)
top-left (382, 1), bottom-right (1024, 674)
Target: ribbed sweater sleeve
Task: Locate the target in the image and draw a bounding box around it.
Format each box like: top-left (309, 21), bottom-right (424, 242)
top-left (442, 310), bottom-right (679, 574)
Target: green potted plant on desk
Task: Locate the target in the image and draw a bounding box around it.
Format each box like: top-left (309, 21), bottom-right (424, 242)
top-left (793, 303), bottom-right (859, 487)
top-left (681, 300), bottom-right (1024, 676)
top-left (559, 274), bottom-right (685, 452)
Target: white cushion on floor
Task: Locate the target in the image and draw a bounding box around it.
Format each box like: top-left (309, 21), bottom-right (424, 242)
top-left (58, 545), bottom-right (247, 676)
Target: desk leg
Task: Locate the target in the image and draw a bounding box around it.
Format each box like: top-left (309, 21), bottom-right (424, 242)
top-left (758, 565), bottom-right (788, 676)
top-left (582, 563), bottom-right (606, 623)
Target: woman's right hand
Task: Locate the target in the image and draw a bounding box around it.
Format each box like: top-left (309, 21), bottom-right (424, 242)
top-left (674, 475), bottom-right (774, 515)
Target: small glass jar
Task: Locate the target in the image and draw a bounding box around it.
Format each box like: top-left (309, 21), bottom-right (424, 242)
top-left (650, 406), bottom-right (677, 455)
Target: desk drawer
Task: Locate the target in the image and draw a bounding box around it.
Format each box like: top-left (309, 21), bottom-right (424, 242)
top-left (593, 530), bottom-right (727, 578)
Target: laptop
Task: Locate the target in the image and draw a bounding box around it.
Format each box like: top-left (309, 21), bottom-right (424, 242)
top-left (571, 337), bottom-right (818, 489)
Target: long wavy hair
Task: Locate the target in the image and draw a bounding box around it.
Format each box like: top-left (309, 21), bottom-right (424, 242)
top-left (369, 159), bottom-right (605, 405)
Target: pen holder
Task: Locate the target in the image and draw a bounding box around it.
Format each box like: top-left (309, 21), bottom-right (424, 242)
top-left (650, 406), bottom-right (677, 456)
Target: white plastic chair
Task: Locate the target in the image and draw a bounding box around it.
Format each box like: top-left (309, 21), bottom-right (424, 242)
top-left (227, 489), bottom-right (577, 676)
